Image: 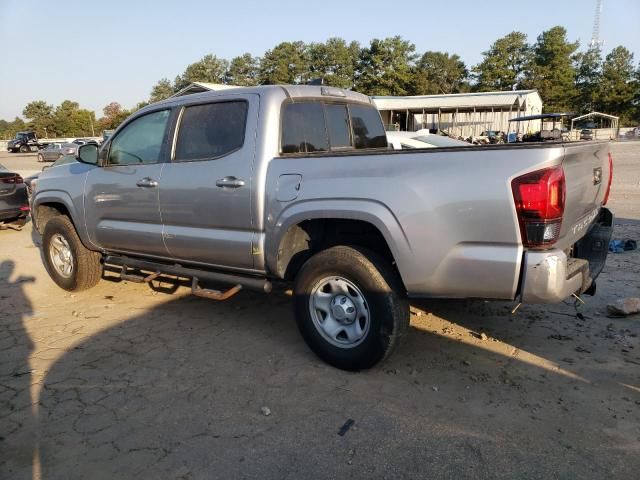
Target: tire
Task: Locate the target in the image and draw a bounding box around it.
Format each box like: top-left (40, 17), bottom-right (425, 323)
top-left (37, 154), bottom-right (44, 162)
top-left (293, 246), bottom-right (409, 370)
top-left (42, 216), bottom-right (102, 291)
top-left (19, 145), bottom-right (28, 153)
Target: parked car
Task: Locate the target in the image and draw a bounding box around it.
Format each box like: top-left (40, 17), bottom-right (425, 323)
top-left (37, 142), bottom-right (76, 162)
top-left (0, 164), bottom-right (29, 224)
top-left (31, 85), bottom-right (613, 370)
top-left (25, 154), bottom-right (78, 198)
top-left (580, 129), bottom-right (594, 140)
top-left (72, 138), bottom-right (99, 146)
top-left (387, 131), bottom-right (471, 149)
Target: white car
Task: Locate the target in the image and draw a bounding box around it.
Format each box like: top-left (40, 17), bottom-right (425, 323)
top-left (386, 130), bottom-right (470, 150)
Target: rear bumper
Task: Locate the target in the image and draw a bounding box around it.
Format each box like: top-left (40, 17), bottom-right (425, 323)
top-left (520, 208), bottom-right (613, 303)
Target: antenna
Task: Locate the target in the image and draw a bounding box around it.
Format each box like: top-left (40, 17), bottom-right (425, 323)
top-left (590, 0), bottom-right (604, 48)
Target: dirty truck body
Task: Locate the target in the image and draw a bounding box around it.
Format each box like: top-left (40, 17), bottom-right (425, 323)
top-left (32, 85), bottom-right (613, 369)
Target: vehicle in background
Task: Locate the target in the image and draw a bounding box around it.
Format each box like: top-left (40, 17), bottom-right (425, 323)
top-left (580, 129), bottom-right (594, 140)
top-left (32, 85), bottom-right (614, 370)
top-left (102, 130), bottom-right (115, 143)
top-left (72, 138), bottom-right (99, 146)
top-left (0, 164), bottom-right (29, 224)
top-left (387, 131), bottom-right (470, 149)
top-left (38, 143), bottom-right (63, 162)
top-left (25, 154), bottom-right (78, 198)
top-left (7, 131), bottom-right (48, 153)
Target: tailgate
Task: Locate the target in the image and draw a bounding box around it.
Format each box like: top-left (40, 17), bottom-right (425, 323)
top-left (557, 141), bottom-right (611, 249)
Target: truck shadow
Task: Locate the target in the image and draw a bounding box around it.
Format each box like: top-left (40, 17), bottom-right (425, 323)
top-left (12, 280), bottom-right (638, 479)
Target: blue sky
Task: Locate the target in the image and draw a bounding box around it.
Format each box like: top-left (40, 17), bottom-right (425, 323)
top-left (1, 0), bottom-right (638, 120)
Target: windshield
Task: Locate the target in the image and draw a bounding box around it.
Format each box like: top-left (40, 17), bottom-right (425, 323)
top-left (16, 133), bottom-right (27, 140)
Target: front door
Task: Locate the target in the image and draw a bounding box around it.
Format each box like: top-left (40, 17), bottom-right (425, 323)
top-left (159, 96), bottom-right (258, 270)
top-left (84, 109), bottom-right (171, 257)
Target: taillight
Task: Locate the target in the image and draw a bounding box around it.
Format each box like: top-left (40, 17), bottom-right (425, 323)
top-left (603, 152), bottom-right (613, 205)
top-left (1, 175), bottom-right (23, 184)
top-left (512, 166), bottom-right (566, 247)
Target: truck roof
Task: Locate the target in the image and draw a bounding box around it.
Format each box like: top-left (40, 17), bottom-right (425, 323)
top-left (145, 85), bottom-right (372, 113)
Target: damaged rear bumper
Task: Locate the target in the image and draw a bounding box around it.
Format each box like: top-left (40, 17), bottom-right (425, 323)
top-left (520, 208), bottom-right (613, 303)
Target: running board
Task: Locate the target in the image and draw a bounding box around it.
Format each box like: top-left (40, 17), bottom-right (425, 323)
top-left (104, 254), bottom-right (272, 293)
top-left (191, 278), bottom-right (242, 300)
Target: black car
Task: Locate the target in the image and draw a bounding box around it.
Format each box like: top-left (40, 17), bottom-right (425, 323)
top-left (24, 154), bottom-right (77, 198)
top-left (0, 164), bottom-right (29, 224)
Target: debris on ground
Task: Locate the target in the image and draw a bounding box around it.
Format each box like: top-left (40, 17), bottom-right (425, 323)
top-left (338, 419), bottom-right (355, 436)
top-left (260, 406), bottom-right (271, 416)
top-left (609, 239), bottom-right (637, 253)
top-left (607, 298), bottom-right (640, 317)
top-left (480, 332), bottom-right (488, 341)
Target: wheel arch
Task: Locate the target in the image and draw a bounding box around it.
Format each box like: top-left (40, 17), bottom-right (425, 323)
top-left (266, 200), bottom-right (412, 288)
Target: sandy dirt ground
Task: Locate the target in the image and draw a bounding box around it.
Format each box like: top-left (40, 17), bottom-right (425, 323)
top-left (1, 142), bottom-right (639, 479)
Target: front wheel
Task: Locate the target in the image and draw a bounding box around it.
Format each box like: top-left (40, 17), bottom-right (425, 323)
top-left (293, 246), bottom-right (409, 370)
top-left (42, 216), bottom-right (102, 291)
top-left (37, 153), bottom-right (44, 162)
top-left (19, 145), bottom-right (28, 153)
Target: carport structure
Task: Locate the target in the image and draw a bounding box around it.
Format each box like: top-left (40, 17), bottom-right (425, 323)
top-left (372, 90), bottom-right (543, 138)
top-left (571, 112), bottom-right (620, 130)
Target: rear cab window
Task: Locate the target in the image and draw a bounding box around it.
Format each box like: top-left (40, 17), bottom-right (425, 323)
top-left (280, 100), bottom-right (387, 155)
top-left (174, 101), bottom-right (248, 162)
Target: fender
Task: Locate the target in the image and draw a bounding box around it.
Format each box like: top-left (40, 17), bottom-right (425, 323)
top-left (265, 198), bottom-right (413, 279)
top-left (32, 189), bottom-right (98, 251)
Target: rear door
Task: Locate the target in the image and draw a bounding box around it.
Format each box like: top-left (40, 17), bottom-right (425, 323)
top-left (84, 109), bottom-right (172, 256)
top-left (159, 95), bottom-right (258, 270)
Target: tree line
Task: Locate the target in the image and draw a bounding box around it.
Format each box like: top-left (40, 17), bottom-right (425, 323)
top-left (2, 26), bottom-right (639, 139)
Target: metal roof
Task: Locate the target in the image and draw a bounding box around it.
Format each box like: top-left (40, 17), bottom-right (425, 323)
top-left (571, 111), bottom-right (619, 121)
top-left (171, 82), bottom-right (238, 97)
top-left (371, 90), bottom-right (541, 111)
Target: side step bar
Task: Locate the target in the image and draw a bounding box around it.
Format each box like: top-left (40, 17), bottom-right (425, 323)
top-left (104, 255), bottom-right (272, 293)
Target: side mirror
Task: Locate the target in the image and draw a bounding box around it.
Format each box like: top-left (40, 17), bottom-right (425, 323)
top-left (77, 143), bottom-right (98, 165)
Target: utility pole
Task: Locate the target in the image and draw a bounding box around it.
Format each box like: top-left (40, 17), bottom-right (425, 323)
top-left (590, 0), bottom-right (604, 49)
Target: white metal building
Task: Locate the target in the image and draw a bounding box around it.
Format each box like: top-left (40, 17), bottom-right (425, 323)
top-left (171, 82), bottom-right (238, 97)
top-left (372, 90), bottom-right (543, 138)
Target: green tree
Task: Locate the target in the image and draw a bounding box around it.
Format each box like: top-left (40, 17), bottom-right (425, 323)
top-left (574, 47), bottom-right (603, 113)
top-left (473, 32), bottom-right (531, 91)
top-left (525, 26), bottom-right (579, 112)
top-left (0, 117), bottom-right (26, 140)
top-left (226, 53), bottom-right (260, 86)
top-left (307, 38), bottom-right (360, 89)
top-left (411, 51), bottom-right (469, 95)
top-left (149, 78), bottom-right (175, 103)
top-left (174, 54), bottom-right (229, 90)
top-left (355, 36), bottom-right (417, 96)
top-left (599, 46), bottom-right (637, 123)
top-left (259, 41), bottom-right (309, 85)
top-left (22, 100), bottom-right (55, 137)
top-left (52, 100), bottom-right (96, 137)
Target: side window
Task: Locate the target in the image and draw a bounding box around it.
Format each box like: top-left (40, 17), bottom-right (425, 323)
top-left (325, 104), bottom-right (351, 149)
top-left (174, 101), bottom-right (248, 162)
top-left (281, 103), bottom-right (329, 154)
top-left (108, 110), bottom-right (170, 165)
top-left (349, 105), bottom-right (388, 149)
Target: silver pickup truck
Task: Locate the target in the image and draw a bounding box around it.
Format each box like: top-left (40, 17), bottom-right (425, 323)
top-left (31, 85), bottom-right (613, 370)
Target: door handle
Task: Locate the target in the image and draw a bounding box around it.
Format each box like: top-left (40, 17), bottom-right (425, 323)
top-left (216, 176), bottom-right (245, 188)
top-left (136, 177), bottom-right (158, 188)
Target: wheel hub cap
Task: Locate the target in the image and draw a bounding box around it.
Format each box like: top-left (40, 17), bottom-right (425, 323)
top-left (331, 295), bottom-right (357, 324)
top-left (309, 276), bottom-right (370, 349)
top-left (49, 234), bottom-right (73, 278)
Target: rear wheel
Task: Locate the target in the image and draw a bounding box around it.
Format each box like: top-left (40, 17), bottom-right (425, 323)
top-left (37, 153), bottom-right (44, 162)
top-left (42, 216), bottom-right (102, 291)
top-left (293, 246), bottom-right (409, 370)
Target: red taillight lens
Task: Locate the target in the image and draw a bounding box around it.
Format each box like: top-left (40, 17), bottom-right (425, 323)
top-left (603, 152), bottom-right (613, 205)
top-left (512, 166), bottom-right (566, 247)
top-left (1, 175), bottom-right (23, 184)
